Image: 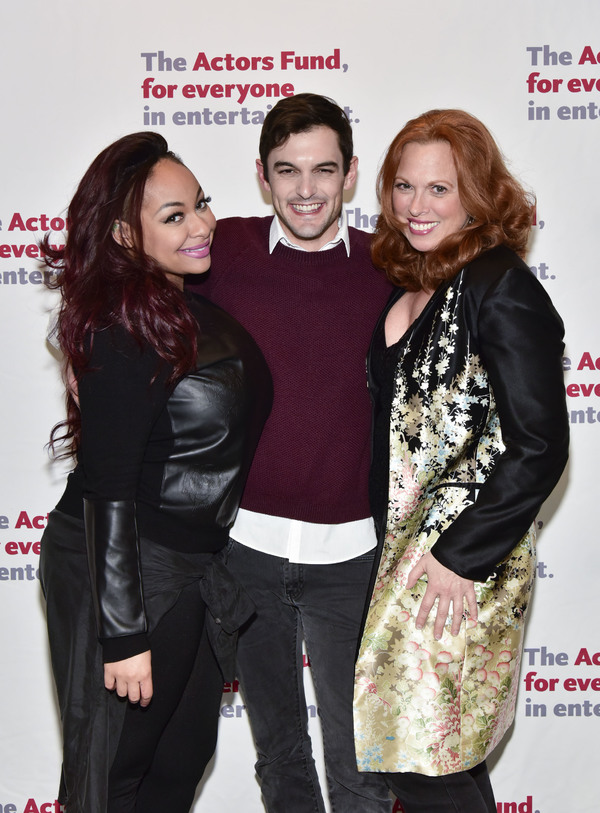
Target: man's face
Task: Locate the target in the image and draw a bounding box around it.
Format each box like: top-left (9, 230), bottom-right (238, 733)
top-left (257, 125), bottom-right (357, 251)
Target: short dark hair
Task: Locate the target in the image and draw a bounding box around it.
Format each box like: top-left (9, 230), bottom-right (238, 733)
top-left (259, 93), bottom-right (353, 179)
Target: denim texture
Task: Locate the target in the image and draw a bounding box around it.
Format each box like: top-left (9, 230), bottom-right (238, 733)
top-left (226, 539), bottom-right (393, 813)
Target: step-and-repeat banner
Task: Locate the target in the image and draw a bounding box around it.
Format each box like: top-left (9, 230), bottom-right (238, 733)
top-left (0, 2), bottom-right (596, 811)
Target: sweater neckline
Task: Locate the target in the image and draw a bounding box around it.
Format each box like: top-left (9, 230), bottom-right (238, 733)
top-left (271, 239), bottom-right (351, 267)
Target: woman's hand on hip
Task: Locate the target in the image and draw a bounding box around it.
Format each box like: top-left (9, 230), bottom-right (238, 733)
top-left (104, 650), bottom-right (153, 706)
top-left (406, 552), bottom-right (478, 640)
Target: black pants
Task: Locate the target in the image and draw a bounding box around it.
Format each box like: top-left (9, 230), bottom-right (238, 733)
top-left (108, 583), bottom-right (223, 813)
top-left (386, 761), bottom-right (496, 813)
top-left (41, 510), bottom-right (224, 813)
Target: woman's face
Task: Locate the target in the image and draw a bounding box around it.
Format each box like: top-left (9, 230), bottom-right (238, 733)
top-left (392, 140), bottom-right (468, 253)
top-left (139, 158), bottom-right (216, 289)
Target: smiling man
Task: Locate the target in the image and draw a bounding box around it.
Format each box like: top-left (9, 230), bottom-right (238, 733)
top-left (256, 124), bottom-right (357, 250)
top-left (188, 94), bottom-right (392, 813)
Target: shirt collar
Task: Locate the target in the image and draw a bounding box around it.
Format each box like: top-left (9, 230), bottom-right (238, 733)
top-left (268, 210), bottom-right (351, 256)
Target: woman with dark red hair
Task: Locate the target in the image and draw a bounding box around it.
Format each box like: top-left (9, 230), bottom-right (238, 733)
top-left (40, 132), bottom-right (271, 812)
top-left (353, 110), bottom-right (568, 812)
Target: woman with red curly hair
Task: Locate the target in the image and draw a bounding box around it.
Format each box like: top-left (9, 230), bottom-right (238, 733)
top-left (353, 110), bottom-right (568, 812)
top-left (40, 132), bottom-right (271, 812)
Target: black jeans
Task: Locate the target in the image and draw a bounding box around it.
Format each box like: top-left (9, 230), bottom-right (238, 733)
top-left (225, 539), bottom-right (393, 813)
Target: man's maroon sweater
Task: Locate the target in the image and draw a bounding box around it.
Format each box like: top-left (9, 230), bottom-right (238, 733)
top-left (188, 216), bottom-right (392, 524)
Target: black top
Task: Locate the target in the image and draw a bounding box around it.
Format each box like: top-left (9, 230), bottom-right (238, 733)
top-left (369, 302), bottom-right (400, 535)
top-left (57, 291), bottom-right (272, 553)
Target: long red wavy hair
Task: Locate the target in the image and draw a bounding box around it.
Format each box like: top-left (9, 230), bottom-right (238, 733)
top-left (372, 109), bottom-right (535, 291)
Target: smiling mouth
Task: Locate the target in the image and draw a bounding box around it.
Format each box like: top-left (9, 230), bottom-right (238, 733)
top-left (291, 202), bottom-right (324, 214)
top-left (179, 241), bottom-right (210, 257)
top-left (408, 220), bottom-right (440, 234)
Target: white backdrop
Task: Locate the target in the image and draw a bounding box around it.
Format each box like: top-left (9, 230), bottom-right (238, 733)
top-left (0, 2), bottom-right (597, 811)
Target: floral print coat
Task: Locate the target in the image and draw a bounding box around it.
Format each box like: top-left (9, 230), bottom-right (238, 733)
top-left (354, 246), bottom-right (569, 776)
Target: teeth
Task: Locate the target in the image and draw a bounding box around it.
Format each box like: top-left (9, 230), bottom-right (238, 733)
top-left (292, 203), bottom-right (322, 212)
top-left (410, 221), bottom-right (439, 231)
top-left (182, 243), bottom-right (208, 252)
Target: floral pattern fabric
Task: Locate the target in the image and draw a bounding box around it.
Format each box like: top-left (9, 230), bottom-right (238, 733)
top-left (354, 270), bottom-right (536, 776)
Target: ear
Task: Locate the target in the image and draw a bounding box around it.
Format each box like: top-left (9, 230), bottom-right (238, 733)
top-left (256, 159), bottom-right (271, 193)
top-left (111, 220), bottom-right (133, 248)
top-left (343, 156), bottom-right (359, 191)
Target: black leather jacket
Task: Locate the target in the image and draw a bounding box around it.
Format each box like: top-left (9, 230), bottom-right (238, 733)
top-left (59, 293), bottom-right (272, 659)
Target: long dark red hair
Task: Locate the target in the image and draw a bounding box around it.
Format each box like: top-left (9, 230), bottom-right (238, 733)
top-left (43, 132), bottom-right (200, 456)
top-left (372, 109), bottom-right (535, 291)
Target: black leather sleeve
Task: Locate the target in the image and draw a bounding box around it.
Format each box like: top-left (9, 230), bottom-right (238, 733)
top-left (84, 498), bottom-right (149, 661)
top-left (431, 263), bottom-right (569, 581)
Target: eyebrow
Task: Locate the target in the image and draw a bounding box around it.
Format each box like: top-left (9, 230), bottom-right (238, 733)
top-left (153, 186), bottom-right (204, 215)
top-left (394, 175), bottom-right (455, 186)
top-left (272, 160), bottom-right (340, 171)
